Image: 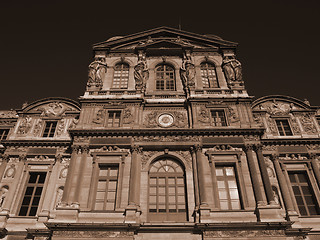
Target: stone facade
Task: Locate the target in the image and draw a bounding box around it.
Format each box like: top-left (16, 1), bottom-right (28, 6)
top-left (0, 27), bottom-right (319, 239)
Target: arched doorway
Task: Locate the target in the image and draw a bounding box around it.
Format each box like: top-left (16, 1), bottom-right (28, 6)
top-left (148, 158), bottom-right (187, 222)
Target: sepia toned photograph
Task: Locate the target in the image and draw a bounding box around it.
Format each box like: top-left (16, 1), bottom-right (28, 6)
top-left (0, 1), bottom-right (319, 239)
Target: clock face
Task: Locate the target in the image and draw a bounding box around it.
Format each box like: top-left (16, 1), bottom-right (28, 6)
top-left (158, 114), bottom-right (174, 127)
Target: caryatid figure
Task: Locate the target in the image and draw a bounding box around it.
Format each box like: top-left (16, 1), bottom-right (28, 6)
top-left (87, 57), bottom-right (107, 89)
top-left (134, 52), bottom-right (149, 92)
top-left (222, 56), bottom-right (242, 83)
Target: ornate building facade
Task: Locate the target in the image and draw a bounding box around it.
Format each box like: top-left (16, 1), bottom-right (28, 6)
top-left (0, 27), bottom-right (319, 239)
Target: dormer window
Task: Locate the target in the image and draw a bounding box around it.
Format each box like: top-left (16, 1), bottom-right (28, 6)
top-left (200, 62), bottom-right (219, 88)
top-left (155, 64), bottom-right (175, 91)
top-left (210, 110), bottom-right (227, 126)
top-left (112, 63), bottom-right (129, 89)
top-left (275, 119), bottom-right (293, 136)
top-left (42, 121), bottom-right (57, 137)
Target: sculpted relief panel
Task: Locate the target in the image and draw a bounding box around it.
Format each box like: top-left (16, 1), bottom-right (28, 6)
top-left (143, 111), bottom-right (187, 128)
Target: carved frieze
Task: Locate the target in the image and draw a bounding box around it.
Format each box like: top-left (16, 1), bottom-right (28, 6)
top-left (17, 117), bottom-right (32, 135)
top-left (279, 154), bottom-right (307, 160)
top-left (53, 230), bottom-right (133, 238)
top-left (203, 229), bottom-right (285, 238)
top-left (208, 145), bottom-right (236, 151)
top-left (134, 135), bottom-right (200, 142)
top-left (95, 145), bottom-right (127, 152)
top-left (262, 145), bottom-right (277, 151)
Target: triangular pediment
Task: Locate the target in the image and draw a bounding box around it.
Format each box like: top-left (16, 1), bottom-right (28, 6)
top-left (93, 26), bottom-right (237, 52)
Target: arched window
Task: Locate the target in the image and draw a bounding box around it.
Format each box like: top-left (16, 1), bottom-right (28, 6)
top-left (200, 62), bottom-right (219, 88)
top-left (155, 64), bottom-right (175, 91)
top-left (148, 158), bottom-right (187, 222)
top-left (112, 63), bottom-right (129, 89)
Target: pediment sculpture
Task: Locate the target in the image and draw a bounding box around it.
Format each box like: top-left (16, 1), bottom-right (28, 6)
top-left (37, 102), bottom-right (72, 117)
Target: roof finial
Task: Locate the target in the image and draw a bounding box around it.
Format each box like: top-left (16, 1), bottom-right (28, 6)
top-left (178, 16), bottom-right (182, 30)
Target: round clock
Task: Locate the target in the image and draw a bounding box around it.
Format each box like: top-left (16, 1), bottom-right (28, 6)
top-left (158, 113), bottom-right (174, 128)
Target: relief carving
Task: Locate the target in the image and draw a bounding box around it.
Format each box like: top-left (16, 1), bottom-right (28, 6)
top-left (56, 119), bottom-right (65, 136)
top-left (176, 151), bottom-right (192, 168)
top-left (208, 145), bottom-right (236, 151)
top-left (17, 117), bottom-right (32, 135)
top-left (92, 109), bottom-right (105, 125)
top-left (144, 111), bottom-right (187, 128)
top-left (198, 107), bottom-right (210, 123)
top-left (4, 164), bottom-right (16, 178)
top-left (95, 145), bottom-right (126, 152)
top-left (53, 230), bottom-right (133, 238)
top-left (222, 56), bottom-right (242, 86)
top-left (134, 51), bottom-right (149, 93)
top-left (135, 135), bottom-right (200, 142)
top-left (37, 102), bottom-right (71, 117)
top-left (262, 145), bottom-right (277, 151)
top-left (123, 108), bottom-right (134, 124)
top-left (264, 156), bottom-right (275, 178)
top-left (69, 117), bottom-right (79, 129)
top-left (33, 119), bottom-right (43, 137)
top-left (0, 185), bottom-right (9, 209)
top-left (300, 113), bottom-right (317, 134)
top-left (87, 57), bottom-right (107, 89)
top-left (252, 113), bottom-right (264, 127)
top-left (141, 151), bottom-right (158, 168)
top-left (279, 154), bottom-right (307, 160)
top-left (204, 229), bottom-right (284, 237)
top-left (290, 116), bottom-right (301, 134)
top-left (0, 110), bottom-right (18, 118)
top-left (266, 115), bottom-right (278, 135)
top-left (227, 106), bottom-right (240, 123)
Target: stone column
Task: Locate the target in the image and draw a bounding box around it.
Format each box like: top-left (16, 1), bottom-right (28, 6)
top-left (208, 154), bottom-right (220, 209)
top-left (72, 145), bottom-right (89, 205)
top-left (61, 145), bottom-right (79, 205)
top-left (190, 147), bottom-right (200, 209)
top-left (195, 145), bottom-right (209, 207)
top-left (310, 154), bottom-right (320, 188)
top-left (255, 145), bottom-right (276, 205)
top-left (128, 145), bottom-right (141, 206)
top-left (244, 144), bottom-right (265, 206)
top-left (272, 155), bottom-right (295, 212)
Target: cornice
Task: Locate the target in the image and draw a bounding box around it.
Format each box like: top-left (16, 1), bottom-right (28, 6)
top-left (69, 128), bottom-right (265, 137)
top-left (261, 138), bottom-right (320, 145)
top-left (2, 139), bottom-right (71, 147)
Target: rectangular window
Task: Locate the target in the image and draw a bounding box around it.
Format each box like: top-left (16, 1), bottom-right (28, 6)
top-left (0, 129), bottom-right (9, 141)
top-left (210, 110), bottom-right (227, 126)
top-left (216, 166), bottom-right (241, 210)
top-left (19, 172), bottom-right (47, 216)
top-left (42, 121), bottom-right (57, 137)
top-left (288, 171), bottom-right (320, 216)
top-left (275, 119), bottom-right (293, 136)
top-left (94, 166), bottom-right (118, 211)
top-left (107, 111), bottom-right (121, 127)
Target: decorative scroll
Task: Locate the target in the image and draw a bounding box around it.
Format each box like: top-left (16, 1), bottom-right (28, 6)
top-left (300, 113), bottom-right (317, 134)
top-left (134, 135), bottom-right (200, 142)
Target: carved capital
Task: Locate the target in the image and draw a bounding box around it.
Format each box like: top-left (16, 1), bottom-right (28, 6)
top-left (244, 144), bottom-right (254, 152)
top-left (254, 143), bottom-right (263, 152)
top-left (81, 145), bottom-right (90, 154)
top-left (19, 153), bottom-right (27, 161)
top-left (1, 154), bottom-right (10, 162)
top-left (194, 144), bottom-right (202, 152)
top-left (309, 153), bottom-right (318, 159)
top-left (270, 153), bottom-right (279, 161)
top-left (131, 145), bottom-right (143, 154)
top-left (71, 145), bottom-right (80, 154)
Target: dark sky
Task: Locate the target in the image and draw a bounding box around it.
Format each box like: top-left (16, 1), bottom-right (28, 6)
top-left (1, 1), bottom-right (319, 110)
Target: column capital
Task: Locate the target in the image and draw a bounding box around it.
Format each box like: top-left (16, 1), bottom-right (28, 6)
top-left (270, 153), bottom-right (279, 161)
top-left (309, 152), bottom-right (318, 159)
top-left (19, 153), bottom-right (27, 161)
top-left (71, 145), bottom-right (80, 153)
top-left (1, 154), bottom-right (10, 162)
top-left (244, 144), bottom-right (254, 151)
top-left (131, 145), bottom-right (142, 154)
top-left (254, 143), bottom-right (263, 151)
top-left (80, 145), bottom-right (90, 154)
top-left (194, 144), bottom-right (202, 152)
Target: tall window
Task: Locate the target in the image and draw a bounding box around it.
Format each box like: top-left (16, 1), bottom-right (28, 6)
top-left (275, 119), bottom-right (293, 136)
top-left (107, 111), bottom-right (121, 127)
top-left (155, 64), bottom-right (175, 91)
top-left (148, 159), bottom-right (187, 221)
top-left (216, 166), bottom-right (241, 210)
top-left (94, 165), bottom-right (118, 211)
top-left (19, 172), bottom-right (47, 216)
top-left (210, 110), bottom-right (227, 126)
top-left (200, 62), bottom-right (219, 88)
top-left (42, 121), bottom-right (57, 137)
top-left (112, 63), bottom-right (129, 89)
top-left (0, 129), bottom-right (9, 141)
top-left (288, 171), bottom-right (320, 216)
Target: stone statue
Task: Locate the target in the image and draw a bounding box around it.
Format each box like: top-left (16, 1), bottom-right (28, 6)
top-left (180, 52), bottom-right (195, 96)
top-left (0, 186), bottom-right (9, 208)
top-left (222, 56), bottom-right (242, 83)
top-left (87, 57), bottom-right (107, 89)
top-left (134, 52), bottom-right (149, 92)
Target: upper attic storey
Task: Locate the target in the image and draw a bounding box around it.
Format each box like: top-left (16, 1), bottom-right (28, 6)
top-left (82, 27), bottom-right (249, 100)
